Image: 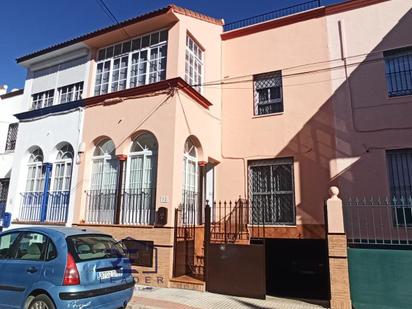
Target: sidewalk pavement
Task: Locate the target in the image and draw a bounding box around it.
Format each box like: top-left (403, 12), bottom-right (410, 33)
top-left (127, 285), bottom-right (329, 309)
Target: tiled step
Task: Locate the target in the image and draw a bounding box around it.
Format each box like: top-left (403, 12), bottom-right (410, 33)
top-left (169, 275), bottom-right (205, 292)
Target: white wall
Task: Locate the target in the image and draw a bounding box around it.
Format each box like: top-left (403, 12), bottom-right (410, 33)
top-left (0, 92), bottom-right (25, 179)
top-left (22, 47), bottom-right (91, 110)
top-left (6, 108), bottom-right (84, 226)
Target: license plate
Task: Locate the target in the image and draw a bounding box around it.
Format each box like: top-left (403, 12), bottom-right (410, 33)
top-left (97, 270), bottom-right (122, 280)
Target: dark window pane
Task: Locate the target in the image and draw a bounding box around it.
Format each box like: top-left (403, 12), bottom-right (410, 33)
top-left (98, 49), bottom-right (106, 60)
top-left (67, 234), bottom-right (126, 262)
top-left (384, 47), bottom-right (412, 97)
top-left (106, 46), bottom-right (114, 58)
top-left (122, 41), bottom-right (131, 53)
top-left (141, 35), bottom-right (150, 48)
top-left (132, 38), bottom-right (141, 51)
top-left (114, 44), bottom-right (122, 56)
top-left (160, 30), bottom-right (168, 42)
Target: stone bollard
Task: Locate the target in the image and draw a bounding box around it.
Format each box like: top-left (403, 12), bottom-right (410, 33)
top-left (326, 186), bottom-right (352, 309)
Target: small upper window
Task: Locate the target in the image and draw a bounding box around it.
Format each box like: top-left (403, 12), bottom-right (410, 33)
top-left (253, 71), bottom-right (283, 116)
top-left (185, 35), bottom-right (203, 93)
top-left (31, 90), bottom-right (54, 110)
top-left (58, 82), bottom-right (83, 104)
top-left (384, 47), bottom-right (412, 97)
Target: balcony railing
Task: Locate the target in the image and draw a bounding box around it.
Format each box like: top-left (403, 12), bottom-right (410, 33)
top-left (85, 190), bottom-right (117, 224)
top-left (343, 197), bottom-right (412, 247)
top-left (85, 188), bottom-right (156, 225)
top-left (223, 0), bottom-right (321, 32)
top-left (121, 188), bottom-right (156, 225)
top-left (19, 191), bottom-right (69, 223)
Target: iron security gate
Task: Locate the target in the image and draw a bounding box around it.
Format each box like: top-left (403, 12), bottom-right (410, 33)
top-left (204, 200), bottom-right (266, 299)
top-left (173, 202), bottom-right (197, 278)
top-left (343, 197), bottom-right (412, 309)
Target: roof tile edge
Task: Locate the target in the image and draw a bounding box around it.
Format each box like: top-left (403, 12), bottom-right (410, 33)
top-left (170, 4), bottom-right (224, 26)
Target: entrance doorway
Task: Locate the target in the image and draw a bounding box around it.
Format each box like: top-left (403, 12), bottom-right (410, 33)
top-left (265, 239), bottom-right (329, 300)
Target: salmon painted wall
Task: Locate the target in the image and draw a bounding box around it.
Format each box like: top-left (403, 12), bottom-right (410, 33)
top-left (172, 12), bottom-right (223, 118)
top-left (327, 0), bottom-right (412, 198)
top-left (75, 11), bottom-right (223, 226)
top-left (73, 92), bottom-right (178, 226)
top-left (218, 14), bottom-right (334, 228)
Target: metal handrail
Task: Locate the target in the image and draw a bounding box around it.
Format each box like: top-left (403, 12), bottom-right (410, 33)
top-left (223, 0), bottom-right (321, 32)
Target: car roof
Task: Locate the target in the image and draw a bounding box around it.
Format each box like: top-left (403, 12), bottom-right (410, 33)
top-left (2, 226), bottom-right (109, 237)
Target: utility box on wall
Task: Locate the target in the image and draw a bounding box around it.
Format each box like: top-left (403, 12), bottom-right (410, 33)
top-left (156, 207), bottom-right (167, 226)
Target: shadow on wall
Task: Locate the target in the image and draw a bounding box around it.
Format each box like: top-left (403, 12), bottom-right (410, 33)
top-left (272, 8), bottom-right (412, 237)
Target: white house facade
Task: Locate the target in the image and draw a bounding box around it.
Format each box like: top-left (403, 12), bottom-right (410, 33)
top-left (6, 45), bottom-right (92, 227)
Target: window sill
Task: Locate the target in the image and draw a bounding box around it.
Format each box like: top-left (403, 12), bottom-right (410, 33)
top-left (387, 93), bottom-right (412, 100)
top-left (256, 224), bottom-right (297, 227)
top-left (74, 222), bottom-right (168, 229)
top-left (252, 111), bottom-right (284, 119)
top-left (12, 220), bottom-right (66, 226)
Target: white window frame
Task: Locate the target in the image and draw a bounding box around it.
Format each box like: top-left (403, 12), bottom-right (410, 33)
top-left (94, 29), bottom-right (168, 96)
top-left (58, 82), bottom-right (84, 104)
top-left (90, 155), bottom-right (119, 192)
top-left (126, 149), bottom-right (157, 191)
top-left (51, 145), bottom-right (74, 192)
top-left (25, 149), bottom-right (45, 193)
top-left (90, 140), bottom-right (119, 192)
top-left (31, 90), bottom-right (55, 110)
top-left (185, 34), bottom-right (204, 93)
top-left (182, 139), bottom-right (199, 225)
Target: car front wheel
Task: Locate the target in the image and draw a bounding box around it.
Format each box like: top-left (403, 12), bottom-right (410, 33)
top-left (28, 294), bottom-right (56, 309)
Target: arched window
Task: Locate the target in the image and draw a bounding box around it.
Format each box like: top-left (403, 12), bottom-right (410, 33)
top-left (25, 147), bottom-right (44, 193)
top-left (124, 132), bottom-right (158, 225)
top-left (182, 138), bottom-right (199, 224)
top-left (90, 139), bottom-right (118, 191)
top-left (52, 144), bottom-right (74, 192)
top-left (183, 138), bottom-right (198, 194)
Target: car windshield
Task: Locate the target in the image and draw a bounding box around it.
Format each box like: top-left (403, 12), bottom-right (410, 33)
top-left (66, 234), bottom-right (126, 262)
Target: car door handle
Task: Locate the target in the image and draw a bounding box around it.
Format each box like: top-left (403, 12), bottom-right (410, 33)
top-left (26, 266), bottom-right (38, 273)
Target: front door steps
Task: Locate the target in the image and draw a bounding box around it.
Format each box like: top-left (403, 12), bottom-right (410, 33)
top-left (169, 275), bottom-right (205, 292)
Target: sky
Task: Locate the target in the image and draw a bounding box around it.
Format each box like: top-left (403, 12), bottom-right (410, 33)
top-left (0, 0), bottom-right (343, 90)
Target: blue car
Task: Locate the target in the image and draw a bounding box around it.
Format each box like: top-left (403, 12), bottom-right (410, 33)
top-left (0, 227), bottom-right (135, 308)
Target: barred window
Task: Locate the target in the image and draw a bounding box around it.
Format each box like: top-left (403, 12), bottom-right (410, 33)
top-left (249, 158), bottom-right (295, 225)
top-left (384, 47), bottom-right (412, 97)
top-left (254, 71), bottom-right (283, 115)
top-left (386, 149), bottom-right (412, 198)
top-left (5, 123), bottom-right (18, 151)
top-left (0, 179), bottom-right (9, 203)
top-left (386, 149), bottom-right (412, 226)
top-left (185, 35), bottom-right (203, 93)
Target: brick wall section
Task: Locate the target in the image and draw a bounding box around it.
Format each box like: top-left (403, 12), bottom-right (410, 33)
top-left (326, 187), bottom-right (352, 309)
top-left (328, 234), bottom-right (351, 309)
top-left (74, 224), bottom-right (174, 287)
